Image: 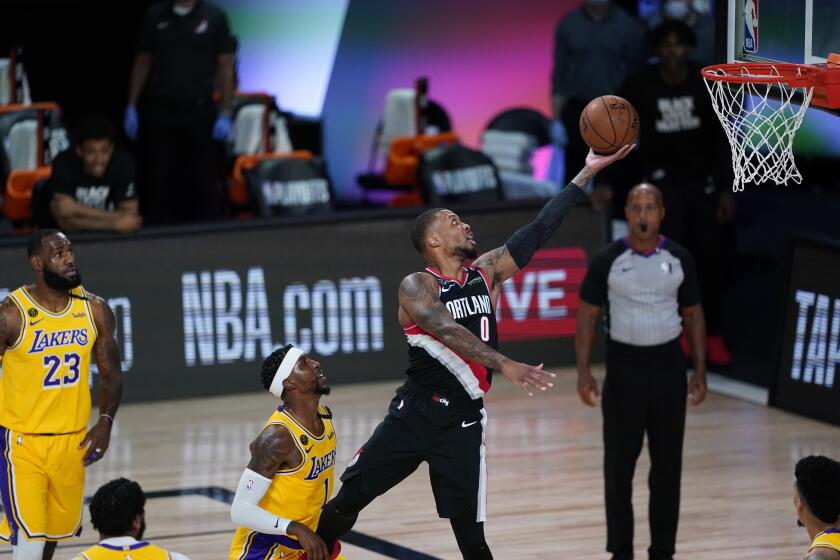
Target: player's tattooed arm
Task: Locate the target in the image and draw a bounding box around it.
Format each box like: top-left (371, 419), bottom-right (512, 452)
top-left (79, 294), bottom-right (124, 466)
top-left (399, 272), bottom-right (509, 370)
top-left (0, 297), bottom-right (22, 363)
top-left (400, 272), bottom-right (556, 394)
top-left (247, 424), bottom-right (302, 478)
top-left (90, 294), bottom-right (124, 419)
top-left (472, 245), bottom-right (518, 288)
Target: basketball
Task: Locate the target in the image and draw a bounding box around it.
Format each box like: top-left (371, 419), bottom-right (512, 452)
top-left (579, 95), bottom-right (639, 155)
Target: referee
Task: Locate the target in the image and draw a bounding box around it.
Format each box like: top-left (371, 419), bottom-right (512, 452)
top-left (575, 183), bottom-right (707, 560)
top-left (125, 0), bottom-right (237, 224)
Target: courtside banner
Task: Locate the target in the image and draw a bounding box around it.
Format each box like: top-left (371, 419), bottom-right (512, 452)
top-left (0, 206), bottom-right (602, 402)
top-left (771, 236), bottom-right (840, 426)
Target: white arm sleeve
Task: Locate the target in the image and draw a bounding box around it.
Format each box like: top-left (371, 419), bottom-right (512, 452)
top-left (230, 468), bottom-right (291, 535)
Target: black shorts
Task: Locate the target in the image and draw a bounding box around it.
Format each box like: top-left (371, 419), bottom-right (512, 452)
top-left (340, 381), bottom-right (488, 521)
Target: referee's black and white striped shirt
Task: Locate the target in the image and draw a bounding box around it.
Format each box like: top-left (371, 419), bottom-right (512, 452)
top-left (580, 236), bottom-right (701, 347)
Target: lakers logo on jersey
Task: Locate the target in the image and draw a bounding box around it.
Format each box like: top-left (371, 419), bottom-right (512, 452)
top-left (303, 449), bottom-right (336, 480)
top-left (28, 328), bottom-right (90, 353)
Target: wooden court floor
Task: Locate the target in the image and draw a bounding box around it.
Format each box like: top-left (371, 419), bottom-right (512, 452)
top-left (4, 368), bottom-right (839, 559)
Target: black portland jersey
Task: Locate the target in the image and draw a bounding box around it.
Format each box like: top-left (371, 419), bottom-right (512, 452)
top-left (402, 266), bottom-right (498, 402)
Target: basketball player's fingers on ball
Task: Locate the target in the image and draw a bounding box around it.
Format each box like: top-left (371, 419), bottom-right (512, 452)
top-left (612, 144), bottom-right (635, 160)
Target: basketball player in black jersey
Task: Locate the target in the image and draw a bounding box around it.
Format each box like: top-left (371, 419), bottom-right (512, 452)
top-left (316, 145), bottom-right (633, 559)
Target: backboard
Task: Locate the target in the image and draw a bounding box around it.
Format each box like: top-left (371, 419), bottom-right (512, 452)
top-left (723, 0), bottom-right (840, 65)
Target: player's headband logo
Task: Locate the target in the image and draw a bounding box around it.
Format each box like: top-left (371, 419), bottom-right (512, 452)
top-left (270, 347), bottom-right (303, 398)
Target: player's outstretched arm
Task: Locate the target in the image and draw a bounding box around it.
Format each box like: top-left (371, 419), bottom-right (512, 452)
top-left (80, 294), bottom-right (124, 466)
top-left (473, 146), bottom-right (634, 288)
top-left (231, 425), bottom-right (329, 560)
top-left (400, 272), bottom-right (554, 395)
top-left (0, 297), bottom-right (22, 367)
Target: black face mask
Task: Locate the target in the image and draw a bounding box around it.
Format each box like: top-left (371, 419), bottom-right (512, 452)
top-left (43, 266), bottom-right (82, 291)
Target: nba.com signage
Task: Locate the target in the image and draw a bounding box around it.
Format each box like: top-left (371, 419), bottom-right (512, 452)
top-left (0, 204), bottom-right (602, 402)
top-left (772, 236), bottom-right (840, 426)
top-left (181, 269), bottom-right (384, 366)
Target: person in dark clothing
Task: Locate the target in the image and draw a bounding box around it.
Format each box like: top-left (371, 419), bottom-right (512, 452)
top-left (576, 183), bottom-right (707, 560)
top-left (125, 0), bottom-right (236, 225)
top-left (646, 0), bottom-right (716, 66)
top-left (551, 0), bottom-right (645, 184)
top-left (601, 20), bottom-right (733, 365)
top-left (316, 145), bottom-right (634, 560)
top-left (43, 115), bottom-right (141, 233)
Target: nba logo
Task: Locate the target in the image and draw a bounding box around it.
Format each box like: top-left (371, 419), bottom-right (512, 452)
top-left (743, 0), bottom-right (759, 54)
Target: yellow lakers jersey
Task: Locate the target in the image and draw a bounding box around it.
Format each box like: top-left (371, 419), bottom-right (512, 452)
top-left (811, 529), bottom-right (840, 554)
top-left (241, 404), bottom-right (337, 531)
top-left (0, 286), bottom-right (97, 434)
top-left (75, 540), bottom-right (171, 559)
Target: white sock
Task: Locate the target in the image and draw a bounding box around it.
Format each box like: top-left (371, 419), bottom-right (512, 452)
top-left (12, 535), bottom-right (45, 560)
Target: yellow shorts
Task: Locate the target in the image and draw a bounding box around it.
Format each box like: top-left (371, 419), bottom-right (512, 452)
top-left (0, 427), bottom-right (86, 544)
top-left (229, 528), bottom-right (346, 559)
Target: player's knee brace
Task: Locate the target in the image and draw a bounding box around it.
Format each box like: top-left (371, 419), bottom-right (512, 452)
top-left (12, 535), bottom-right (45, 560)
top-left (450, 518), bottom-right (493, 560)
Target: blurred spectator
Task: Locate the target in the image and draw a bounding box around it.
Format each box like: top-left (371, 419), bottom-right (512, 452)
top-left (646, 0), bottom-right (715, 66)
top-left (125, 0), bottom-right (236, 225)
top-left (616, 20), bottom-right (733, 365)
top-left (40, 115), bottom-right (141, 233)
top-left (551, 0), bottom-right (645, 184)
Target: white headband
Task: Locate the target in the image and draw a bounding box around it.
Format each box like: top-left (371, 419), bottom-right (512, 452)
top-left (269, 347), bottom-right (304, 398)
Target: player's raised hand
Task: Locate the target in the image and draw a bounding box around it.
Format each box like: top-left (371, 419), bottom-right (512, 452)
top-left (289, 521), bottom-right (329, 560)
top-left (79, 416), bottom-right (113, 466)
top-left (501, 360), bottom-right (556, 396)
top-left (585, 145), bottom-right (635, 174)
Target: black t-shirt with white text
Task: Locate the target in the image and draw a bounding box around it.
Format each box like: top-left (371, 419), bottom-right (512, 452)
top-left (618, 62), bottom-right (722, 180)
top-left (48, 148), bottom-right (137, 212)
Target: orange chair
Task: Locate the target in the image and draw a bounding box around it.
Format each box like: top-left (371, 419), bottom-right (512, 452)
top-left (230, 151), bottom-right (314, 207)
top-left (383, 132), bottom-right (458, 187)
top-left (2, 166), bottom-right (51, 221)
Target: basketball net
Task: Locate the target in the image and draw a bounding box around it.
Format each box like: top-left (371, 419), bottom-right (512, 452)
top-left (702, 65), bottom-right (814, 192)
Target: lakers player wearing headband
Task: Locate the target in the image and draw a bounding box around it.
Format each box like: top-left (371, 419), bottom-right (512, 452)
top-left (0, 230), bottom-right (124, 560)
top-left (794, 456), bottom-right (840, 560)
top-left (229, 345), bottom-right (343, 560)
